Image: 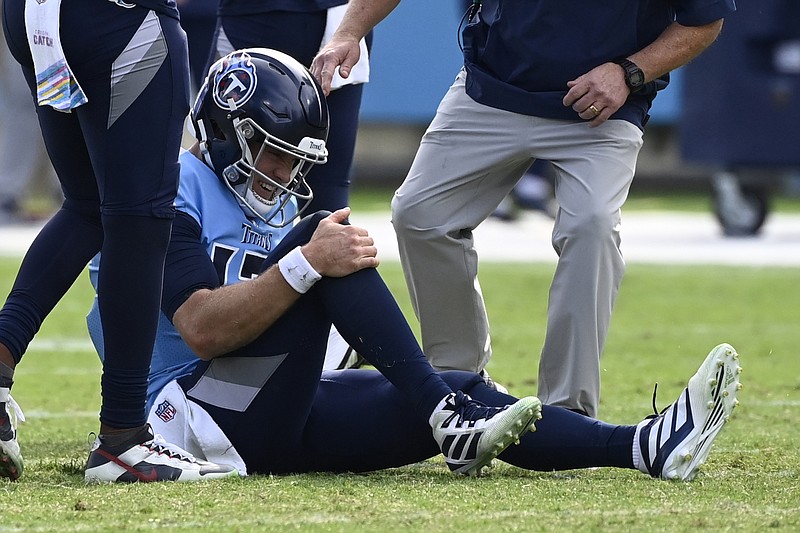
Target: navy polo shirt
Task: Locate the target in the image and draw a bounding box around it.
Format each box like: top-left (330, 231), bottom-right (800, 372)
top-left (218, 0), bottom-right (347, 16)
top-left (462, 0), bottom-right (736, 128)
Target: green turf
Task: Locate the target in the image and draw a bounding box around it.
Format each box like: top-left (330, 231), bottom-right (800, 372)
top-left (1, 254), bottom-right (799, 532)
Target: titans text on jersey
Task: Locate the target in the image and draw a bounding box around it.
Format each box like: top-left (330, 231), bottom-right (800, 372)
top-left (241, 224), bottom-right (274, 250)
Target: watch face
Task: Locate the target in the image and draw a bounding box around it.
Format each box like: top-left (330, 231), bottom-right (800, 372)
top-left (629, 68), bottom-right (645, 87)
top-left (618, 59), bottom-right (645, 91)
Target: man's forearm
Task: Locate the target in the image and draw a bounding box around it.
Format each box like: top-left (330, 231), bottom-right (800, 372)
top-left (173, 265), bottom-right (300, 360)
top-left (334, 0), bottom-right (401, 40)
top-left (629, 19), bottom-right (724, 83)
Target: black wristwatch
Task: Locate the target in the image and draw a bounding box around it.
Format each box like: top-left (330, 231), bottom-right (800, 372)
top-left (614, 58), bottom-right (645, 93)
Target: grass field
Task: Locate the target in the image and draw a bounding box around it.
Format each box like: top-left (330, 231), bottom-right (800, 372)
top-left (1, 196), bottom-right (800, 531)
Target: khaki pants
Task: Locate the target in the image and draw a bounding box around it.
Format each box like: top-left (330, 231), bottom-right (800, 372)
top-left (391, 70), bottom-right (644, 417)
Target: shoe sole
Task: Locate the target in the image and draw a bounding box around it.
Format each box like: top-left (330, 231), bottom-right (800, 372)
top-left (84, 467), bottom-right (240, 483)
top-left (670, 343), bottom-right (742, 480)
top-left (452, 396), bottom-right (543, 476)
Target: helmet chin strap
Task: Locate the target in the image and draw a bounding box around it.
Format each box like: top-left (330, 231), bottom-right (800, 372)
top-left (244, 183), bottom-right (282, 219)
top-left (193, 118), bottom-right (216, 171)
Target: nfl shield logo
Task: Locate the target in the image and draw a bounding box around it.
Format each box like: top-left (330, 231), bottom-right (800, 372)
top-left (155, 400), bottom-right (177, 423)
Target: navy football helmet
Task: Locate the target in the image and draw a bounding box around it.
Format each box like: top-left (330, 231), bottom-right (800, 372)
top-left (191, 48), bottom-right (329, 227)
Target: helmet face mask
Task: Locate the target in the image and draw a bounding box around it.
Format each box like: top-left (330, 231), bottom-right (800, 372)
top-left (191, 48), bottom-right (329, 227)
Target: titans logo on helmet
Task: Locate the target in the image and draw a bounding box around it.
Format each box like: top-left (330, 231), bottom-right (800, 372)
top-left (212, 52), bottom-right (257, 112)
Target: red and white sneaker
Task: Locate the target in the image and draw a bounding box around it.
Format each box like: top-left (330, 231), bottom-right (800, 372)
top-left (84, 424), bottom-right (239, 483)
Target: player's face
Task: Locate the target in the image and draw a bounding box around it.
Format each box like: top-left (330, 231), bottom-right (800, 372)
top-left (249, 144), bottom-right (296, 202)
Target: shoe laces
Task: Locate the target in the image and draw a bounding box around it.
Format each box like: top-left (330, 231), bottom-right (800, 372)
top-left (4, 394), bottom-right (26, 430)
top-left (146, 434), bottom-right (199, 464)
top-left (452, 391), bottom-right (504, 423)
top-left (644, 383), bottom-right (668, 421)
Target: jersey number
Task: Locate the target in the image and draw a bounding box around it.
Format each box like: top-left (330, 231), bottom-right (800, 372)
top-left (211, 243), bottom-right (267, 283)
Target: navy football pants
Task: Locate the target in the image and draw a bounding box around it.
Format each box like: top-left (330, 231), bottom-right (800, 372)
top-left (178, 214), bottom-right (636, 474)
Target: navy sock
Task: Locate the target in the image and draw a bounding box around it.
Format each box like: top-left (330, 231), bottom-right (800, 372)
top-left (0, 361), bottom-right (13, 388)
top-left (0, 361), bottom-right (14, 426)
top-left (317, 268), bottom-right (453, 420)
top-left (455, 373), bottom-right (636, 471)
top-left (99, 424), bottom-right (152, 450)
top-left (500, 405), bottom-right (636, 471)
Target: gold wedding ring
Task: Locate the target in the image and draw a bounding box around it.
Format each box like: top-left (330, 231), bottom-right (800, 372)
top-left (588, 104), bottom-right (600, 117)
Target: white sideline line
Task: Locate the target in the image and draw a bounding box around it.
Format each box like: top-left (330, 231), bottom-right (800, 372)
top-left (349, 211), bottom-right (800, 265)
top-left (21, 410), bottom-right (98, 419)
top-left (4, 211), bottom-right (800, 264)
top-left (27, 338), bottom-right (94, 352)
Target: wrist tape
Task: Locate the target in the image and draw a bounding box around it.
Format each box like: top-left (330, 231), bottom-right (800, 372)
top-left (278, 246), bottom-right (322, 294)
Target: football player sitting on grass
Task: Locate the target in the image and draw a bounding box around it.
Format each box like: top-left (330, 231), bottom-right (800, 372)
top-left (83, 48), bottom-right (743, 481)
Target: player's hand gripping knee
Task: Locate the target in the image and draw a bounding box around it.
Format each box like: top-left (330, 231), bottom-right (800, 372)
top-left (302, 208), bottom-right (379, 277)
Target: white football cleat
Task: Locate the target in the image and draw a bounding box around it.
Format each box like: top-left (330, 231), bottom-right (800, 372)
top-left (635, 343), bottom-right (742, 481)
top-left (431, 391), bottom-right (542, 476)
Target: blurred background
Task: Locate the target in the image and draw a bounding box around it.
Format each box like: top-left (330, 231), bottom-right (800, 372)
top-left (350, 0), bottom-right (800, 236)
top-left (1, 0), bottom-right (798, 235)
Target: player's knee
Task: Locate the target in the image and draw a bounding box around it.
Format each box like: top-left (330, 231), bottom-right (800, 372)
top-left (438, 370), bottom-right (486, 393)
top-left (62, 198), bottom-right (102, 228)
top-left (297, 210), bottom-right (332, 233)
